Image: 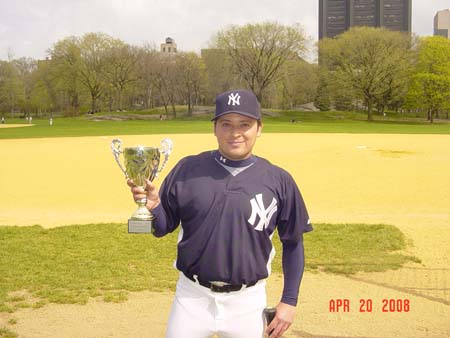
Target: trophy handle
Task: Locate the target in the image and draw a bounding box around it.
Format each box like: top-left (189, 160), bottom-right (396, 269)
top-left (111, 138), bottom-right (128, 178)
top-left (157, 138), bottom-right (173, 174)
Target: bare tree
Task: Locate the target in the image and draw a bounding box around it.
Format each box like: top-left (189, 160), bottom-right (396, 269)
top-left (176, 52), bottom-right (206, 116)
top-left (135, 45), bottom-right (159, 109)
top-left (105, 42), bottom-right (139, 111)
top-left (153, 53), bottom-right (178, 117)
top-left (212, 21), bottom-right (308, 103)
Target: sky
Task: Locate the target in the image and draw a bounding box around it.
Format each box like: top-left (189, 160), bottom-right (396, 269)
top-left (0, 0), bottom-right (449, 62)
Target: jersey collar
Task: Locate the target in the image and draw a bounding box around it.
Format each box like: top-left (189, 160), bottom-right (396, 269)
top-left (212, 150), bottom-right (257, 168)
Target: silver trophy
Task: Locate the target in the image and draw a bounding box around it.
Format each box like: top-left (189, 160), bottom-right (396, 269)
top-left (111, 138), bottom-right (173, 233)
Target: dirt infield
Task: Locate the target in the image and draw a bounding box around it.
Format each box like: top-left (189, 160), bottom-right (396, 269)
top-left (0, 124), bottom-right (33, 128)
top-left (1, 133), bottom-right (450, 337)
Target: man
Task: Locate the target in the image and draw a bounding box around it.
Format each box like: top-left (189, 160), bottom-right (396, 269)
top-left (128, 89), bottom-right (312, 338)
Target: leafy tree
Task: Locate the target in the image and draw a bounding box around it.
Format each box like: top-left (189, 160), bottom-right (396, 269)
top-left (13, 57), bottom-right (37, 116)
top-left (319, 26), bottom-right (412, 120)
top-left (407, 36), bottom-right (450, 123)
top-left (212, 21), bottom-right (308, 103)
top-left (78, 33), bottom-right (119, 113)
top-left (314, 72), bottom-right (331, 111)
top-left (0, 60), bottom-right (23, 118)
top-left (277, 58), bottom-right (318, 109)
top-left (49, 36), bottom-right (83, 115)
top-left (30, 59), bottom-right (55, 116)
top-left (201, 48), bottom-right (238, 104)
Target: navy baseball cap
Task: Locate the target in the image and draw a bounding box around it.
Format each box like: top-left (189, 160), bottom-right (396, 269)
top-left (212, 89), bottom-right (261, 121)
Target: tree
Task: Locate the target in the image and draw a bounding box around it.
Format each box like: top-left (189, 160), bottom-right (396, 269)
top-left (30, 59), bottom-right (55, 117)
top-left (314, 72), bottom-right (331, 111)
top-left (319, 26), bottom-right (412, 120)
top-left (278, 58), bottom-right (318, 109)
top-left (407, 36), bottom-right (450, 123)
top-left (212, 21), bottom-right (308, 103)
top-left (49, 36), bottom-right (83, 115)
top-left (153, 53), bottom-right (179, 116)
top-left (201, 48), bottom-right (239, 104)
top-left (135, 45), bottom-right (159, 110)
top-left (78, 33), bottom-right (119, 113)
top-left (104, 42), bottom-right (139, 111)
top-left (176, 52), bottom-right (206, 116)
top-left (13, 57), bottom-right (37, 116)
top-left (0, 60), bottom-right (23, 118)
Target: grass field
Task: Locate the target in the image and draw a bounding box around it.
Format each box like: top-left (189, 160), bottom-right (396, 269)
top-left (0, 223), bottom-right (418, 313)
top-left (1, 108), bottom-right (449, 338)
top-left (1, 110), bottom-right (450, 139)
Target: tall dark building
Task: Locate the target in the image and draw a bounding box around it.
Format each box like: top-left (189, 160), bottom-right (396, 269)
top-left (319, 0), bottom-right (412, 39)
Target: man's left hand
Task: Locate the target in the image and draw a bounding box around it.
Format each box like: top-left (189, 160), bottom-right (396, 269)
top-left (266, 302), bottom-right (296, 338)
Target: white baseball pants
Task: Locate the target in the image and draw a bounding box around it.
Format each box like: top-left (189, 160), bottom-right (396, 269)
top-left (165, 273), bottom-right (267, 338)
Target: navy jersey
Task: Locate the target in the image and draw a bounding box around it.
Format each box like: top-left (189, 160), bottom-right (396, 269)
top-left (152, 150), bottom-right (312, 298)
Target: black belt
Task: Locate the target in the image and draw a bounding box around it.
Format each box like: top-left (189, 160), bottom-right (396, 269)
top-left (183, 272), bottom-right (257, 293)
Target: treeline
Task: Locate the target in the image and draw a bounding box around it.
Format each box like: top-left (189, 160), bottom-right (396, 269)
top-left (1, 23), bottom-right (450, 122)
top-left (0, 22), bottom-right (317, 119)
top-left (317, 26), bottom-right (450, 123)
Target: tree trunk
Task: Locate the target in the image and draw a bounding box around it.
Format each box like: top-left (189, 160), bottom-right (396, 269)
top-left (118, 88), bottom-right (123, 111)
top-left (171, 103), bottom-right (176, 118)
top-left (91, 97), bottom-right (96, 114)
top-left (367, 99), bottom-right (373, 121)
top-left (187, 95), bottom-right (192, 117)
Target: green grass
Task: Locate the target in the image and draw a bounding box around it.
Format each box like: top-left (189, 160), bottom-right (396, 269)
top-left (1, 109), bottom-right (449, 139)
top-left (0, 222), bottom-right (419, 313)
top-left (0, 327), bottom-right (17, 338)
top-left (301, 223), bottom-right (420, 275)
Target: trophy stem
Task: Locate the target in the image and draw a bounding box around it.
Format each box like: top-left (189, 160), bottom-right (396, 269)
top-left (131, 198), bottom-right (154, 221)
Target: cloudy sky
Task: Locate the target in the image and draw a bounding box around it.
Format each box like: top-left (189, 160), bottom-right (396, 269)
top-left (0, 0), bottom-right (448, 62)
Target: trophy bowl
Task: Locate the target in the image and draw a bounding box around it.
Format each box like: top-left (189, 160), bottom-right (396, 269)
top-left (111, 138), bottom-right (173, 233)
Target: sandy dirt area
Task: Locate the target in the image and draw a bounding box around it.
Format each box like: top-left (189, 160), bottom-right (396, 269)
top-left (1, 133), bottom-right (450, 337)
top-left (0, 124), bottom-right (33, 128)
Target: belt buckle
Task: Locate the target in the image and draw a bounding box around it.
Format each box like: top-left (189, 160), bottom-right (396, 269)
top-left (210, 281), bottom-right (228, 293)
top-left (210, 284), bottom-right (223, 292)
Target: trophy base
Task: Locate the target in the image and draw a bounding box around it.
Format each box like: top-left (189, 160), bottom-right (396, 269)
top-left (128, 219), bottom-right (153, 234)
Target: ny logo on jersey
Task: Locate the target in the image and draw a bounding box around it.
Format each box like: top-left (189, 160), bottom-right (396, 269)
top-left (228, 93), bottom-right (240, 106)
top-left (248, 194), bottom-right (277, 231)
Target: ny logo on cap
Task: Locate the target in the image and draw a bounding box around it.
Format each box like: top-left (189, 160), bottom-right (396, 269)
top-left (228, 93), bottom-right (241, 106)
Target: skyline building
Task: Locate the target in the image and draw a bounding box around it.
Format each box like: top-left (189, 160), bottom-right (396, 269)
top-left (160, 37), bottom-right (177, 53)
top-left (319, 0), bottom-right (412, 39)
top-left (434, 9), bottom-right (450, 39)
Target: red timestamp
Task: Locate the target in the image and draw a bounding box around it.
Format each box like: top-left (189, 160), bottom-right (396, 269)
top-left (329, 299), bottom-right (410, 312)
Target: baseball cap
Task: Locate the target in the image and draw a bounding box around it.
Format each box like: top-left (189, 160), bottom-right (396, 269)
top-left (212, 89), bottom-right (261, 121)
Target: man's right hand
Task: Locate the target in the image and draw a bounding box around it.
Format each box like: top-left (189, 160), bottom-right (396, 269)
top-left (127, 179), bottom-right (161, 211)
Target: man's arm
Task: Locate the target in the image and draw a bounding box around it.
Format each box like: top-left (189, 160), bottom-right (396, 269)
top-left (266, 238), bottom-right (305, 338)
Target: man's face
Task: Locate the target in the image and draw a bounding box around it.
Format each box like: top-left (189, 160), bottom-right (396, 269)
top-left (214, 113), bottom-right (262, 161)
